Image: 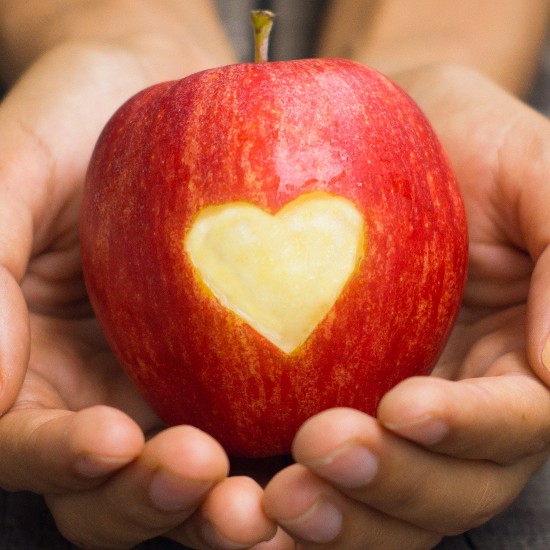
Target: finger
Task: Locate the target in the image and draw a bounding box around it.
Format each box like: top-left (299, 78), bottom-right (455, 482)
top-left (443, 305), bottom-right (525, 379)
top-left (489, 100), bottom-right (550, 387)
top-left (0, 266), bottom-right (30, 411)
top-left (172, 476), bottom-right (277, 549)
top-left (0, 404), bottom-right (144, 493)
top-left (0, 63), bottom-right (74, 417)
top-left (378, 357), bottom-right (550, 463)
top-left (0, 103), bottom-right (35, 381)
top-left (264, 463), bottom-right (440, 549)
top-left (528, 244), bottom-right (550, 386)
top-left (290, 408), bottom-right (542, 535)
top-left (486, 98), bottom-right (550, 388)
top-left (47, 425), bottom-right (230, 549)
top-left (0, 97), bottom-right (41, 280)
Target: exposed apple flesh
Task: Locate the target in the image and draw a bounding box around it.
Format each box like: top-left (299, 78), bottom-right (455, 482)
top-left (80, 58), bottom-right (468, 457)
top-left (185, 191), bottom-right (365, 353)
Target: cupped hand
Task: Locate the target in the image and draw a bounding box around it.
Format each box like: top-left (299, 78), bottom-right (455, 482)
top-left (263, 64), bottom-right (550, 549)
top-left (0, 42), bottom-right (280, 549)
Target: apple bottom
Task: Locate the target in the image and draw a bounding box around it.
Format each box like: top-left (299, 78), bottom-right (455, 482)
top-left (108, 282), bottom-right (447, 458)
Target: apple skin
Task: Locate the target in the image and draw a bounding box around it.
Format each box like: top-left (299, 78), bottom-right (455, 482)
top-left (80, 58), bottom-right (468, 458)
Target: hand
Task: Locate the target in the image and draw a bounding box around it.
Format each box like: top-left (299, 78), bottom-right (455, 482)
top-left (262, 64), bottom-right (550, 548)
top-left (0, 43), bottom-right (281, 549)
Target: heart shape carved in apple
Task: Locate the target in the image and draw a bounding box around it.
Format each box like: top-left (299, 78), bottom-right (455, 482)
top-left (185, 191), bottom-right (365, 353)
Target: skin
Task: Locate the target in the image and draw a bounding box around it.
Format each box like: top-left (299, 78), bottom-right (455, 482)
top-left (319, 0), bottom-right (550, 97)
top-left (0, 2), bottom-right (282, 548)
top-left (1, 1), bottom-right (550, 549)
top-left (263, 64), bottom-right (550, 548)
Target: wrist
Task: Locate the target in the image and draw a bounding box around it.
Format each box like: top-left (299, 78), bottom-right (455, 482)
top-left (0, 0), bottom-right (236, 86)
top-left (2, 33), bottom-right (235, 90)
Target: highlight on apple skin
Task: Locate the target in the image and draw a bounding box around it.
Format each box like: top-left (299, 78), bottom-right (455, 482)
top-left (80, 57), bottom-right (468, 458)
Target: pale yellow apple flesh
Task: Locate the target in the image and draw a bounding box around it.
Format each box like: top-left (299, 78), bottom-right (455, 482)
top-left (184, 191), bottom-right (365, 354)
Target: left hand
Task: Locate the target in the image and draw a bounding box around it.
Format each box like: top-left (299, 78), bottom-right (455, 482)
top-left (262, 64), bottom-right (550, 549)
top-left (0, 41), bottom-right (281, 549)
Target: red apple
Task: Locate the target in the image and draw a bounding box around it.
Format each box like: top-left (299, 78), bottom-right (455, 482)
top-left (80, 57), bottom-right (468, 458)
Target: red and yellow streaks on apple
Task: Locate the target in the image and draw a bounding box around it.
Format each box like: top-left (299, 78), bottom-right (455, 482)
top-left (80, 58), bottom-right (468, 457)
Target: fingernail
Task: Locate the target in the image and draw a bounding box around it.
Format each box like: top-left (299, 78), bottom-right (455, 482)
top-left (280, 498), bottom-right (342, 543)
top-left (149, 470), bottom-right (212, 512)
top-left (74, 454), bottom-right (132, 479)
top-left (305, 443), bottom-right (379, 488)
top-left (542, 336), bottom-right (550, 372)
top-left (383, 415), bottom-right (449, 445)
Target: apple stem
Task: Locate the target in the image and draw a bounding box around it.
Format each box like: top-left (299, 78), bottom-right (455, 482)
top-left (250, 10), bottom-right (275, 63)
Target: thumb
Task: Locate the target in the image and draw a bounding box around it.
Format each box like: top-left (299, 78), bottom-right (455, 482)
top-left (527, 246), bottom-right (550, 387)
top-left (500, 106), bottom-right (550, 387)
top-left (0, 152), bottom-right (34, 413)
top-left (0, 78), bottom-right (57, 413)
top-left (0, 267), bottom-right (30, 412)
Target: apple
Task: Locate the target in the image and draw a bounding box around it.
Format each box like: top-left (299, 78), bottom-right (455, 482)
top-left (80, 53), bottom-right (468, 457)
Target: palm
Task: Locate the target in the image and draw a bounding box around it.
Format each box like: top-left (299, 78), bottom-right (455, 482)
top-left (25, 312), bottom-right (158, 431)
